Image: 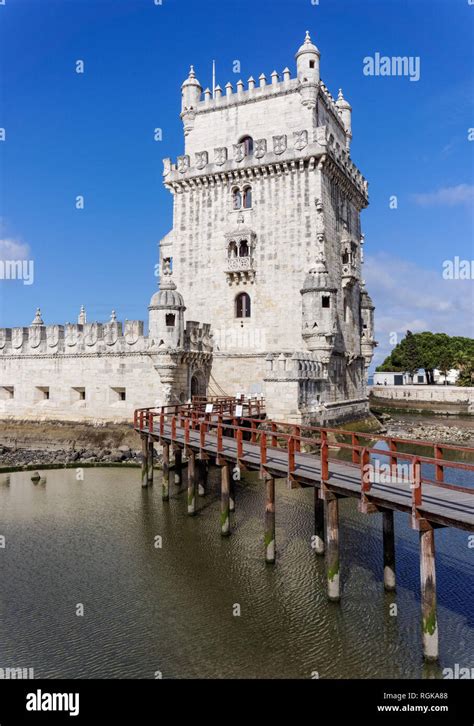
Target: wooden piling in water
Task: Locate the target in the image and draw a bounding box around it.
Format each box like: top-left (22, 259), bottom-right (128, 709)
top-left (264, 476), bottom-right (276, 564)
top-left (220, 462), bottom-right (231, 536)
top-left (314, 487), bottom-right (325, 555)
top-left (326, 495), bottom-right (340, 601)
top-left (187, 449), bottom-right (196, 515)
top-left (141, 435), bottom-right (148, 488)
top-left (174, 448), bottom-right (182, 486)
top-left (147, 437), bottom-right (154, 486)
top-left (162, 442), bottom-right (170, 501)
top-left (382, 509), bottom-right (396, 591)
top-left (197, 460), bottom-right (207, 496)
top-left (420, 525), bottom-right (438, 661)
top-left (229, 472), bottom-right (235, 512)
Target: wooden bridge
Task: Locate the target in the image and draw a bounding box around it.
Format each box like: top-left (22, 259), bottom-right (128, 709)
top-left (134, 396), bottom-right (474, 663)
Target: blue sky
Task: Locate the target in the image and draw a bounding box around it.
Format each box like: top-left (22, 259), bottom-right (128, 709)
top-left (0, 0), bottom-right (473, 368)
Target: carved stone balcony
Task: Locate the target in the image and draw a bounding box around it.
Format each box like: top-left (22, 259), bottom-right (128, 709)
top-left (225, 254), bottom-right (255, 285)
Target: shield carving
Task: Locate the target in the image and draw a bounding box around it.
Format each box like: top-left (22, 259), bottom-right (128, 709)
top-left (254, 139), bottom-right (267, 158)
top-left (273, 135), bottom-right (287, 155)
top-left (294, 130), bottom-right (308, 151)
top-left (177, 155), bottom-right (190, 174)
top-left (0, 328), bottom-right (9, 349)
top-left (12, 327), bottom-right (25, 349)
top-left (195, 151), bottom-right (208, 170)
top-left (104, 322), bottom-right (119, 346)
top-left (233, 143), bottom-right (245, 163)
top-left (84, 322), bottom-right (99, 347)
top-left (65, 324), bottom-right (78, 347)
top-left (124, 320), bottom-right (142, 346)
top-left (46, 325), bottom-right (60, 348)
top-left (214, 147), bottom-right (227, 166)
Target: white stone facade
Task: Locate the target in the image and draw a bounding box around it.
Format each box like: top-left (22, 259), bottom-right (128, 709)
top-left (0, 32), bottom-right (376, 425)
top-left (162, 32), bottom-right (376, 424)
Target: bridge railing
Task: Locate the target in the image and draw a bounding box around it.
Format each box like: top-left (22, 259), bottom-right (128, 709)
top-left (134, 403), bottom-right (474, 517)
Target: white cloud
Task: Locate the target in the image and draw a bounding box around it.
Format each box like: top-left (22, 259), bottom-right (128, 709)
top-left (0, 238), bottom-right (30, 260)
top-left (412, 184), bottom-right (474, 207)
top-left (363, 252), bottom-right (474, 369)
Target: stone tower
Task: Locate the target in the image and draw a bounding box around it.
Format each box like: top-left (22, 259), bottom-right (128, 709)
top-left (160, 32), bottom-right (376, 424)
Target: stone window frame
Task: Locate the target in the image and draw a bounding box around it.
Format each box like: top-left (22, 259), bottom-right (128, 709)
top-left (231, 184), bottom-right (253, 211)
top-left (235, 292), bottom-right (251, 319)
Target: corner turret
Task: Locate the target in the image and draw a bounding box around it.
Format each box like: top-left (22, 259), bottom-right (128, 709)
top-left (336, 88), bottom-right (352, 152)
top-left (181, 66), bottom-right (202, 136)
top-left (148, 259), bottom-right (186, 349)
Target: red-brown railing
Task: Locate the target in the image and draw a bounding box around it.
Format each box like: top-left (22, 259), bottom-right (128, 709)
top-left (134, 400), bottom-right (474, 518)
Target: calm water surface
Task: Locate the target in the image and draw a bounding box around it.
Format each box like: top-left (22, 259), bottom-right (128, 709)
top-left (1, 457), bottom-right (473, 679)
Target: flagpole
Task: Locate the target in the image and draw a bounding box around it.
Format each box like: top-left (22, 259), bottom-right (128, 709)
top-left (212, 60), bottom-right (216, 99)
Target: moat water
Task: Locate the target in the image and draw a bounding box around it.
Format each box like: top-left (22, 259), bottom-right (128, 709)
top-left (1, 448), bottom-right (473, 679)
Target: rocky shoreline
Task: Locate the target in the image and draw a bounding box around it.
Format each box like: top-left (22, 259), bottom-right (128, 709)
top-left (0, 443), bottom-right (164, 471)
top-left (376, 414), bottom-right (473, 447)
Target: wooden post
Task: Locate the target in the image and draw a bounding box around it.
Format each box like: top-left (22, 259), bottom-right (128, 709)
top-left (326, 495), bottom-right (340, 601)
top-left (229, 472), bottom-right (235, 512)
top-left (187, 449), bottom-right (196, 515)
top-left (220, 462), bottom-right (231, 536)
top-left (264, 476), bottom-right (276, 564)
top-left (313, 486), bottom-right (325, 555)
top-left (141, 434), bottom-right (148, 488)
top-left (162, 442), bottom-right (170, 500)
top-left (420, 526), bottom-right (438, 661)
top-left (382, 509), bottom-right (396, 591)
top-left (147, 436), bottom-right (154, 486)
top-left (174, 448), bottom-right (183, 486)
top-left (197, 459), bottom-right (207, 496)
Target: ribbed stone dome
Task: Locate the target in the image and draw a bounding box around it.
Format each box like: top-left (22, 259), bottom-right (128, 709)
top-left (360, 288), bottom-right (374, 309)
top-left (295, 31), bottom-right (320, 59)
top-left (301, 260), bottom-right (336, 292)
top-left (149, 279), bottom-right (185, 309)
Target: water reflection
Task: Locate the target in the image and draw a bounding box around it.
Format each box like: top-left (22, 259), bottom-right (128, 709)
top-left (0, 466), bottom-right (472, 679)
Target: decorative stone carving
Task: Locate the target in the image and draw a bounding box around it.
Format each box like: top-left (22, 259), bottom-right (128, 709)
top-left (124, 320), bottom-right (143, 346)
top-left (195, 151), bottom-right (208, 170)
top-left (46, 324), bottom-right (62, 348)
top-left (177, 155), bottom-right (190, 174)
top-left (233, 143), bottom-right (245, 162)
top-left (12, 328), bottom-right (26, 349)
top-left (84, 322), bottom-right (101, 347)
top-left (294, 130), bottom-right (308, 151)
top-left (214, 147), bottom-right (228, 165)
top-left (65, 324), bottom-right (80, 347)
top-left (104, 321), bottom-right (120, 346)
top-left (0, 329), bottom-right (10, 349)
top-left (254, 139), bottom-right (267, 158)
top-left (30, 324), bottom-right (43, 349)
top-left (273, 135), bottom-right (287, 155)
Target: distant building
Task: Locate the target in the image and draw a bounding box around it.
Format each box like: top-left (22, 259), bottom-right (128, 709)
top-left (373, 369), bottom-right (459, 386)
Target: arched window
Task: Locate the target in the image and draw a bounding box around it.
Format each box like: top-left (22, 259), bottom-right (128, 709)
top-left (239, 239), bottom-right (249, 257)
top-left (240, 136), bottom-right (253, 156)
top-left (243, 186), bottom-right (252, 209)
top-left (235, 292), bottom-right (251, 318)
top-left (228, 240), bottom-right (237, 257)
top-left (232, 188), bottom-right (242, 210)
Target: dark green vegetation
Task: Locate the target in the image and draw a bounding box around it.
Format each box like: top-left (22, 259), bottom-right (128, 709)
top-left (377, 332), bottom-right (474, 386)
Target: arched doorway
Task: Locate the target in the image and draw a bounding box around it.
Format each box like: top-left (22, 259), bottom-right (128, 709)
top-left (190, 370), bottom-right (206, 398)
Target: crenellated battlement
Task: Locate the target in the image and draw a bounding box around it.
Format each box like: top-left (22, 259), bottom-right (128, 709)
top-left (0, 314), bottom-right (148, 356)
